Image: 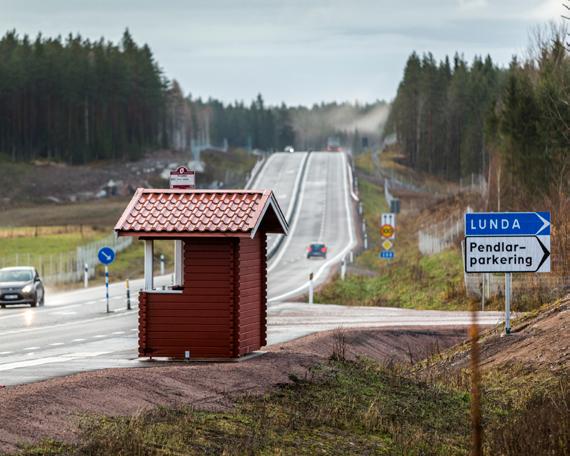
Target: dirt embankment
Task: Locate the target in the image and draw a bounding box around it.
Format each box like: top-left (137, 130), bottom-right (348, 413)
top-left (0, 327), bottom-right (465, 453)
top-left (427, 295), bottom-right (569, 374)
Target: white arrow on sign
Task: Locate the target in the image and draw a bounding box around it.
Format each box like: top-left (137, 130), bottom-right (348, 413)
top-left (465, 236), bottom-right (550, 273)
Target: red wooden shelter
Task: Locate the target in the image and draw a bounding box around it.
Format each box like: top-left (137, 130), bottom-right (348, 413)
top-left (114, 188), bottom-right (288, 359)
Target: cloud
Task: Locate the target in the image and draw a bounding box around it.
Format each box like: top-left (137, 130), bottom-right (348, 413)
top-left (0, 0), bottom-right (558, 104)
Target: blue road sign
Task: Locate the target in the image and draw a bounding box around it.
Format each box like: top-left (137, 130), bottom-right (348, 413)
top-left (98, 246), bottom-right (116, 265)
top-left (379, 250), bottom-right (394, 259)
top-left (465, 212), bottom-right (550, 236)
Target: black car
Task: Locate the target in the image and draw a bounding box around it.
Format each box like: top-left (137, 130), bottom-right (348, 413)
top-left (307, 243), bottom-right (327, 259)
top-left (0, 267), bottom-right (45, 308)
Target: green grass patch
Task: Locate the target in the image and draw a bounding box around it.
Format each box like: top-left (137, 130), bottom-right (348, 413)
top-left (315, 157), bottom-right (471, 310)
top-left (0, 229), bottom-right (105, 258)
top-left (92, 239), bottom-right (174, 287)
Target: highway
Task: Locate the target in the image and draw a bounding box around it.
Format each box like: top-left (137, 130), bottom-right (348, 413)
top-left (0, 151), bottom-right (502, 386)
top-left (268, 152), bottom-right (355, 302)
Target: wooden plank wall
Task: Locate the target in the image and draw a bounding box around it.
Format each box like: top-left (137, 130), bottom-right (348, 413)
top-left (235, 234), bottom-right (266, 355)
top-left (139, 238), bottom-right (235, 358)
top-left (138, 235), bottom-right (268, 359)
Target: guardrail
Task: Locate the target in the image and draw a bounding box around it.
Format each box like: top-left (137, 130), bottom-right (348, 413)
top-left (244, 155), bottom-right (267, 189)
top-left (267, 152), bottom-right (312, 260)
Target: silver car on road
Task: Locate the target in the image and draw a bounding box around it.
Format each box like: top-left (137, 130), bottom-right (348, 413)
top-left (0, 267), bottom-right (45, 308)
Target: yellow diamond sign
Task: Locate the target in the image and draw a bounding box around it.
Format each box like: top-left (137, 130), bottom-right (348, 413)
top-left (382, 240), bottom-right (393, 250)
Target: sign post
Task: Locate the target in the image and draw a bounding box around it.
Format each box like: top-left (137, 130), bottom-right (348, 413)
top-left (380, 212), bottom-right (396, 259)
top-left (464, 212), bottom-right (550, 335)
top-left (98, 246), bottom-right (116, 313)
top-left (505, 273), bottom-right (512, 334)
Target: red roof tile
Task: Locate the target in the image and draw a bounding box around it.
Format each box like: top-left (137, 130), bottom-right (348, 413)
top-left (115, 189), bottom-right (287, 237)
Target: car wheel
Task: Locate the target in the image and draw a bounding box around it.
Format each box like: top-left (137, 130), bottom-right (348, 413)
top-left (39, 294), bottom-right (45, 306)
top-left (1, 304), bottom-right (5, 309)
top-left (31, 299), bottom-right (37, 308)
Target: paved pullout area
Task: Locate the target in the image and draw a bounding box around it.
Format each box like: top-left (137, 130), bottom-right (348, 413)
top-left (0, 326), bottom-right (467, 453)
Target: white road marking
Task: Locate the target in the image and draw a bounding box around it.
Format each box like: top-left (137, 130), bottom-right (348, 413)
top-left (269, 154), bottom-right (357, 302)
top-left (24, 346), bottom-right (40, 351)
top-left (93, 335), bottom-right (106, 338)
top-left (49, 342), bottom-right (65, 346)
top-left (0, 351), bottom-right (13, 355)
top-left (0, 352), bottom-right (110, 372)
top-left (112, 331), bottom-right (125, 335)
top-left (130, 328), bottom-right (137, 331)
top-left (72, 338), bottom-right (86, 342)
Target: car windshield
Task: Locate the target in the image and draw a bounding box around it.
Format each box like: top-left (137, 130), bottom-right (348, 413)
top-left (310, 244), bottom-right (325, 251)
top-left (0, 270), bottom-right (33, 282)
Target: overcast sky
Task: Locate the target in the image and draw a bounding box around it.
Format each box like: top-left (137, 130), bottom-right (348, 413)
top-left (0, 0), bottom-right (563, 105)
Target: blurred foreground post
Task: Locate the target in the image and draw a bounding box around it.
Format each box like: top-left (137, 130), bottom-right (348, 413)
top-left (309, 272), bottom-right (314, 304)
top-left (469, 303), bottom-right (482, 456)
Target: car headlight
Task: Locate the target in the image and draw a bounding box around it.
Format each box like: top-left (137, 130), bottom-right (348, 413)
top-left (22, 284), bottom-right (34, 294)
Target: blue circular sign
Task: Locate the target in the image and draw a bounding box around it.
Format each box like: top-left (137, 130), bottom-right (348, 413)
top-left (98, 246), bottom-right (116, 265)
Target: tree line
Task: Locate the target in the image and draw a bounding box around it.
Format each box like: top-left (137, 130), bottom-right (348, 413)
top-left (0, 29), bottom-right (167, 164)
top-left (385, 52), bottom-right (502, 181)
top-left (191, 96), bottom-right (387, 152)
top-left (384, 25), bottom-right (569, 205)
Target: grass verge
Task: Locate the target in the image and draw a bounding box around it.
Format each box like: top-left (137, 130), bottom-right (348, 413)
top-left (315, 151), bottom-right (472, 310)
top-left (15, 355), bottom-right (568, 455)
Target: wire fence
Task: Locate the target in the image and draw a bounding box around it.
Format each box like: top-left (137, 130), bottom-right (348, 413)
top-left (418, 207), bottom-right (473, 255)
top-left (464, 273), bottom-right (570, 309)
top-left (0, 233), bottom-right (132, 285)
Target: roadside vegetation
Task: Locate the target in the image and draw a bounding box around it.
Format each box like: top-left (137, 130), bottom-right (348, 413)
top-left (315, 151), bottom-right (473, 310)
top-left (15, 298), bottom-right (569, 456)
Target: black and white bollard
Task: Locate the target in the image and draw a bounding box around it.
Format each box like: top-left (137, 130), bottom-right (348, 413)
top-left (126, 279), bottom-right (131, 310)
top-left (160, 254), bottom-right (165, 276)
top-left (84, 263), bottom-right (89, 288)
top-left (309, 272), bottom-right (314, 304)
top-left (341, 257), bottom-right (347, 280)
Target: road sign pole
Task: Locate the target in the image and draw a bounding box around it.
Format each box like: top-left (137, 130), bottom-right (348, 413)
top-left (505, 273), bottom-right (511, 335)
top-left (481, 273), bottom-right (485, 312)
top-left (105, 266), bottom-right (110, 314)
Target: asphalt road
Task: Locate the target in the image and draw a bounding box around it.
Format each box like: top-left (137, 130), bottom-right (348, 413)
top-left (0, 151), bottom-right (503, 386)
top-left (249, 151), bottom-right (307, 254)
top-left (267, 152), bottom-right (356, 302)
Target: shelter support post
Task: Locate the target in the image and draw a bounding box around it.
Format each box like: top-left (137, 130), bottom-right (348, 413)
top-left (174, 240), bottom-right (183, 286)
top-left (144, 239), bottom-right (154, 291)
